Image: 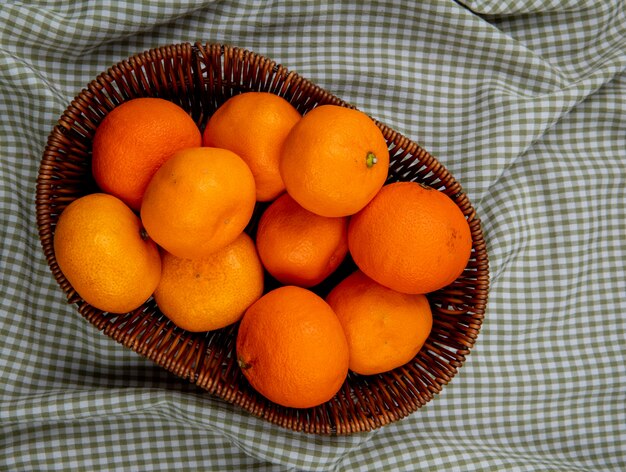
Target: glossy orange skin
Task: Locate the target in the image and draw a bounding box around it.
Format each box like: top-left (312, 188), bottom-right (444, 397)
top-left (326, 270), bottom-right (433, 375)
top-left (53, 193), bottom-right (161, 314)
top-left (255, 193), bottom-right (349, 287)
top-left (203, 92), bottom-right (301, 201)
top-left (236, 286), bottom-right (349, 409)
top-left (140, 147), bottom-right (256, 260)
top-left (279, 105), bottom-right (389, 217)
top-left (92, 98), bottom-right (201, 210)
top-left (348, 181), bottom-right (472, 294)
top-left (154, 233), bottom-right (264, 332)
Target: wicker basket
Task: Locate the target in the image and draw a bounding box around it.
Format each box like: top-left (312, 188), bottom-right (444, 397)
top-left (36, 42), bottom-right (489, 435)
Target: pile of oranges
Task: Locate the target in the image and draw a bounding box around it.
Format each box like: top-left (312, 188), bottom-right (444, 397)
top-left (53, 93), bottom-right (472, 409)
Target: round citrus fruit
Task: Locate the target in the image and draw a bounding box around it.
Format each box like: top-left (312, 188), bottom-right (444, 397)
top-left (203, 91), bottom-right (301, 202)
top-left (326, 270), bottom-right (433, 375)
top-left (92, 97), bottom-right (201, 210)
top-left (53, 193), bottom-right (161, 314)
top-left (255, 193), bottom-right (348, 287)
top-left (154, 233), bottom-right (264, 332)
top-left (140, 147), bottom-right (256, 260)
top-left (348, 181), bottom-right (472, 294)
top-left (236, 286), bottom-right (349, 409)
top-left (279, 104), bottom-right (389, 217)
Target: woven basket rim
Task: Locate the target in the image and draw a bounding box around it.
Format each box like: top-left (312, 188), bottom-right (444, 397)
top-left (35, 41), bottom-right (489, 435)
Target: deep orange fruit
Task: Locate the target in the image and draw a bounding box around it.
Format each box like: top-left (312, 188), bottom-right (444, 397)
top-left (92, 98), bottom-right (201, 210)
top-left (279, 104), bottom-right (389, 217)
top-left (53, 193), bottom-right (161, 314)
top-left (326, 270), bottom-right (433, 375)
top-left (154, 233), bottom-right (264, 332)
top-left (255, 193), bottom-right (348, 287)
top-left (203, 92), bottom-right (301, 201)
top-left (236, 286), bottom-right (349, 409)
top-left (140, 147), bottom-right (256, 260)
top-left (348, 181), bottom-right (472, 294)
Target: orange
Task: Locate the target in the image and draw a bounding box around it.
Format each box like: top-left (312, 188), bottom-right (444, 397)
top-left (236, 286), bottom-right (349, 409)
top-left (203, 92), bottom-right (301, 202)
top-left (154, 233), bottom-right (264, 332)
top-left (279, 104), bottom-right (389, 217)
top-left (326, 270), bottom-right (433, 375)
top-left (53, 193), bottom-right (161, 314)
top-left (92, 97), bottom-right (201, 210)
top-left (255, 193), bottom-right (348, 287)
top-left (348, 181), bottom-right (472, 294)
top-left (140, 147), bottom-right (256, 260)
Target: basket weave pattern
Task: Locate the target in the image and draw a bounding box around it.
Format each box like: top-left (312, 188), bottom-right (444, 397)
top-left (36, 42), bottom-right (489, 435)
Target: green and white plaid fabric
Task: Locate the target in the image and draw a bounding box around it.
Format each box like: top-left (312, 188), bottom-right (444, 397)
top-left (1, 1), bottom-right (624, 470)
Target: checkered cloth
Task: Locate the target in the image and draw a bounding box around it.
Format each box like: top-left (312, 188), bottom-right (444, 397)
top-left (1, 1), bottom-right (624, 470)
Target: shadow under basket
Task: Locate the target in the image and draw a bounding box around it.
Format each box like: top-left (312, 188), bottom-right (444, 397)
top-left (36, 42), bottom-right (489, 435)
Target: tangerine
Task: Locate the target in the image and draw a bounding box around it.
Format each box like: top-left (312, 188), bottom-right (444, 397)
top-left (255, 193), bottom-right (348, 287)
top-left (348, 181), bottom-right (472, 294)
top-left (236, 286), bottom-right (349, 409)
top-left (154, 233), bottom-right (264, 332)
top-left (92, 98), bottom-right (201, 210)
top-left (140, 147), bottom-right (256, 260)
top-left (203, 92), bottom-right (301, 201)
top-left (53, 193), bottom-right (161, 314)
top-left (279, 104), bottom-right (389, 217)
top-left (326, 270), bottom-right (433, 375)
